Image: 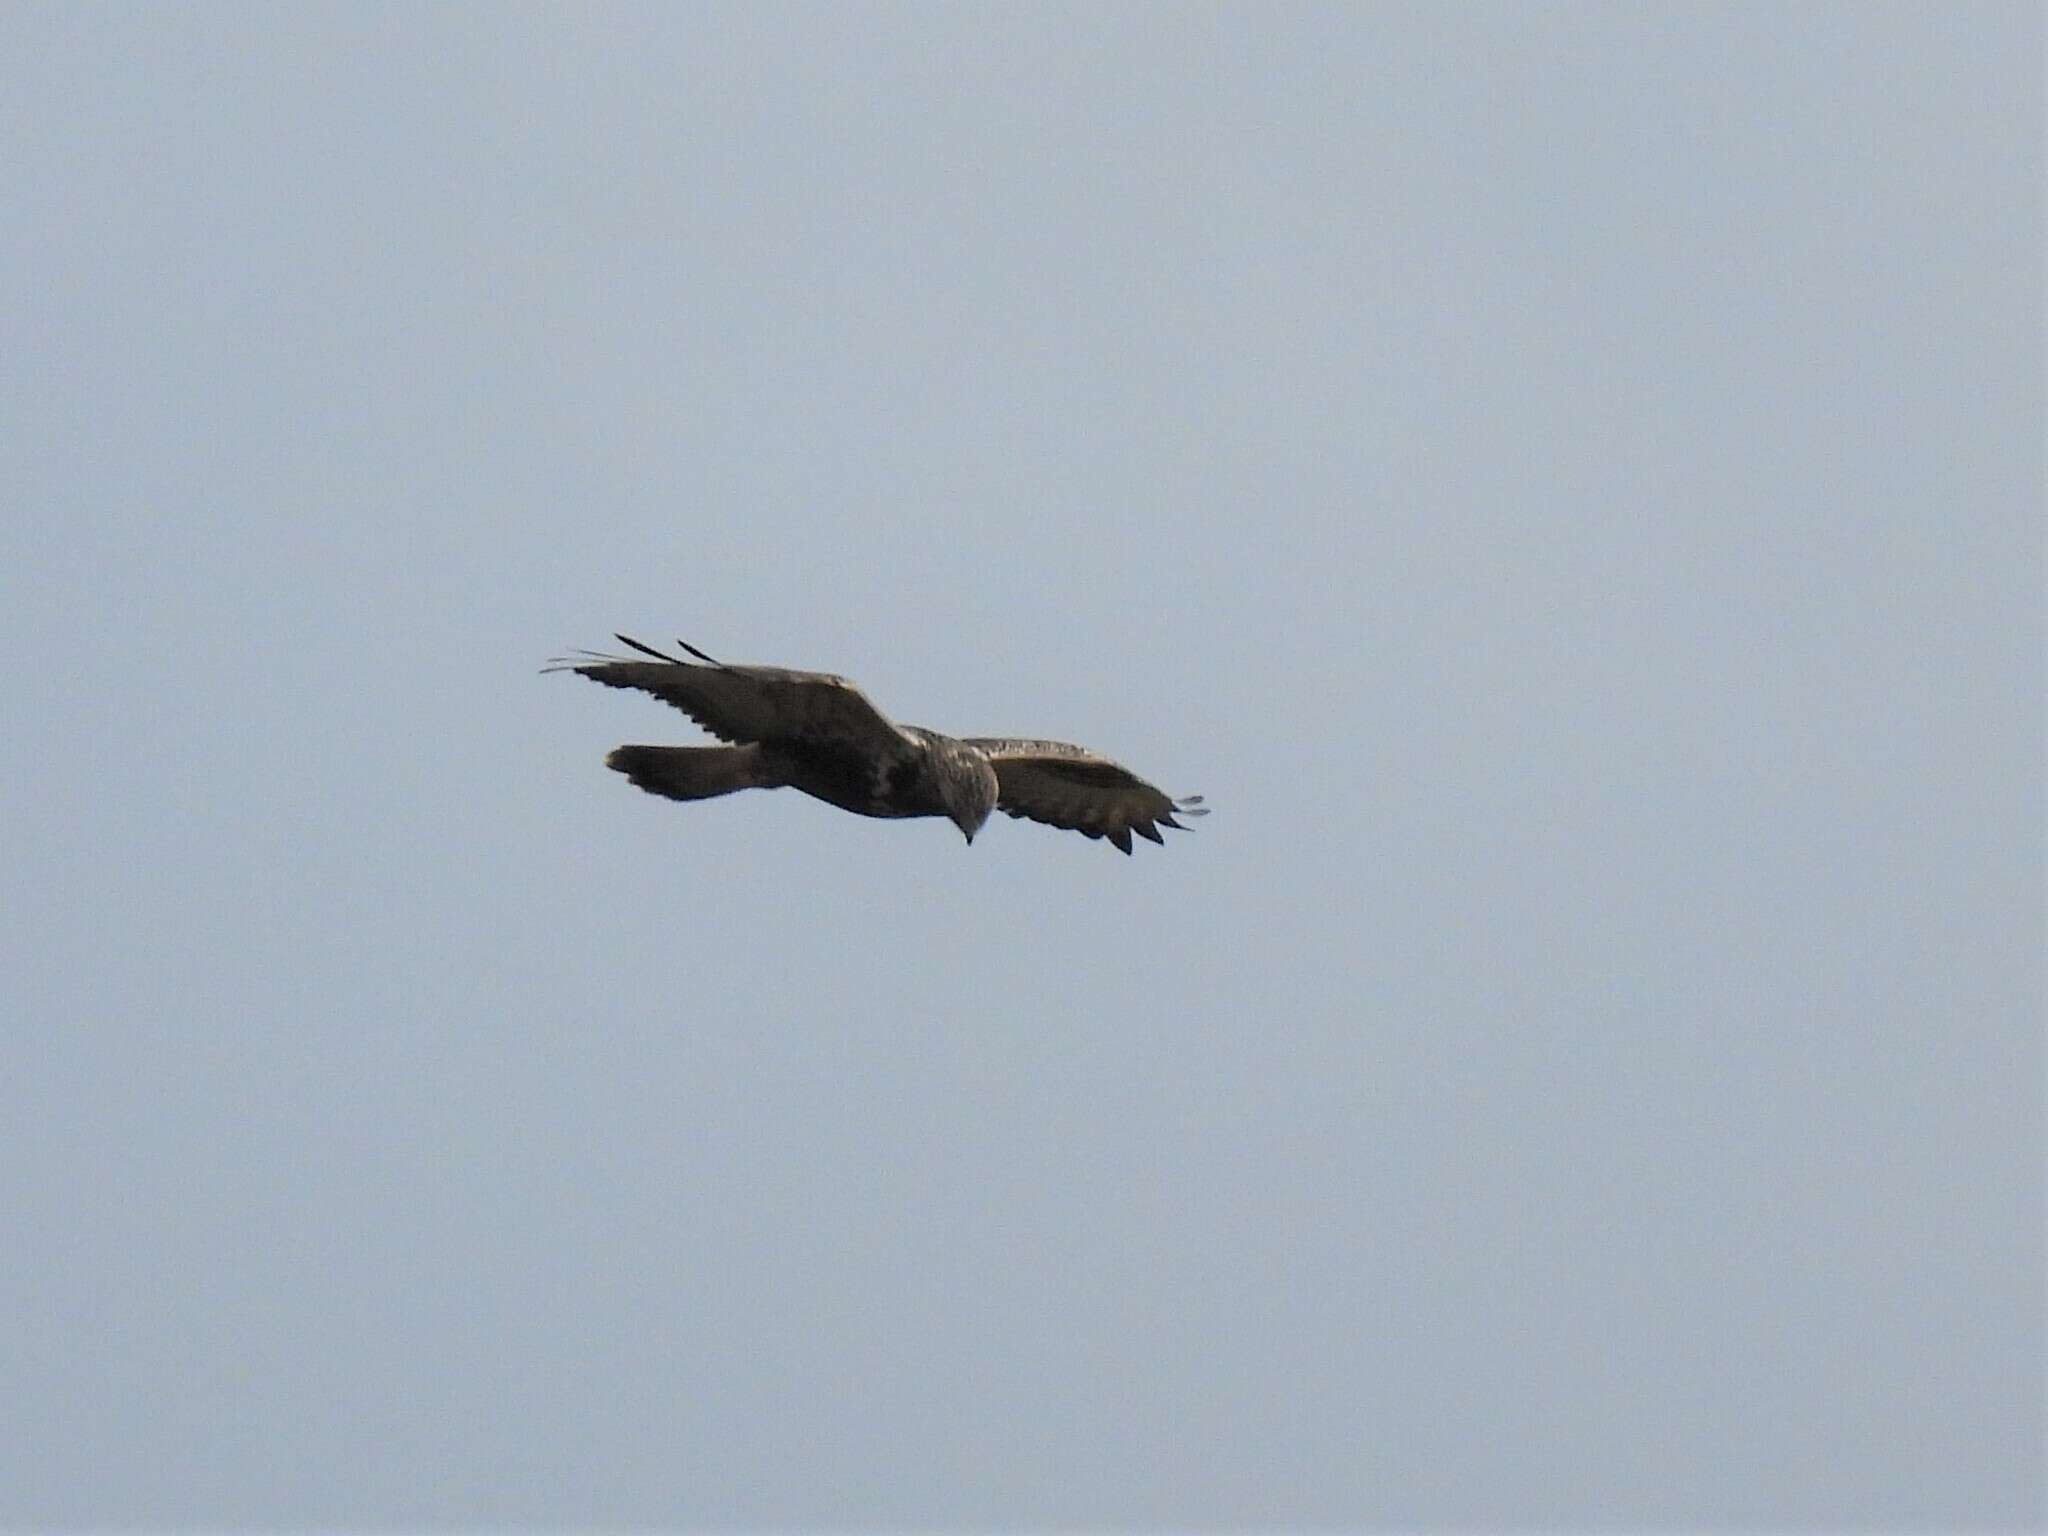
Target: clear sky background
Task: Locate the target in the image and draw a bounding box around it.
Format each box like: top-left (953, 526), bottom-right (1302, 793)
top-left (3, 3), bottom-right (2041, 1528)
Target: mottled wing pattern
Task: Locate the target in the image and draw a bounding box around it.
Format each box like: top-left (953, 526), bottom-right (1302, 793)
top-left (546, 636), bottom-right (915, 757)
top-left (964, 737), bottom-right (1207, 854)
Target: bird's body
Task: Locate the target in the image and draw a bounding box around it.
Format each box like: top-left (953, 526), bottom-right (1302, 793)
top-left (549, 635), bottom-right (1205, 853)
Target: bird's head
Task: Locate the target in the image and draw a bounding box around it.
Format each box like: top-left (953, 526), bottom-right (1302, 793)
top-left (938, 743), bottom-right (1000, 845)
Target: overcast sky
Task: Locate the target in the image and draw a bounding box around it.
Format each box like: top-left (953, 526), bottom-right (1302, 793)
top-left (2, 3), bottom-right (2041, 1528)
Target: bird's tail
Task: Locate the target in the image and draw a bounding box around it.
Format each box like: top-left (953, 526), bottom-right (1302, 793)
top-left (604, 744), bottom-right (771, 803)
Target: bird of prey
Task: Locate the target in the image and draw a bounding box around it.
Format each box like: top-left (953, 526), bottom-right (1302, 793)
top-left (547, 634), bottom-right (1207, 853)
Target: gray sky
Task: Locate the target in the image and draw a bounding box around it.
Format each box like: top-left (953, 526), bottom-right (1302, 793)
top-left (2, 2), bottom-right (2041, 1527)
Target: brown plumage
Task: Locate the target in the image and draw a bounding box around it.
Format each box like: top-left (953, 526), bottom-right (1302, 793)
top-left (547, 635), bottom-right (1207, 853)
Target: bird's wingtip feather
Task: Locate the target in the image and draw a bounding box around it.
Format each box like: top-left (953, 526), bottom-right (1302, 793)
top-left (614, 633), bottom-right (680, 663)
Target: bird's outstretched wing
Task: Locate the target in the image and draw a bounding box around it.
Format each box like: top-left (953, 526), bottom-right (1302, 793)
top-left (963, 738), bottom-right (1207, 854)
top-left (547, 635), bottom-right (915, 755)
